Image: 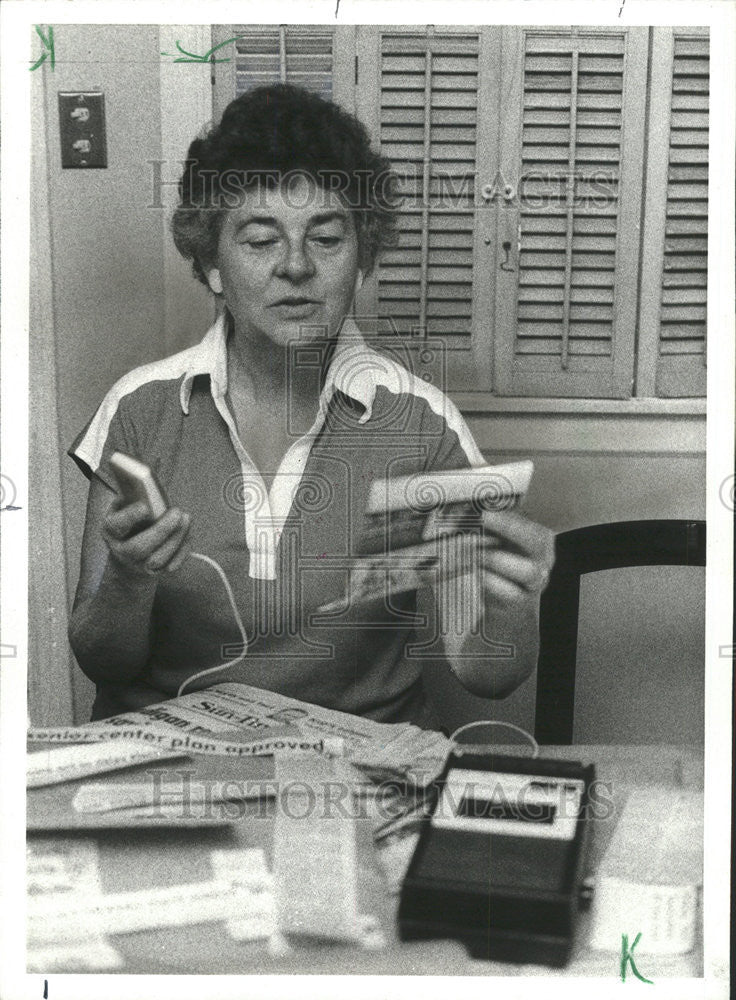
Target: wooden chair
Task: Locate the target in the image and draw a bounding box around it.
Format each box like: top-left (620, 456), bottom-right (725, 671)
top-left (534, 519), bottom-right (706, 745)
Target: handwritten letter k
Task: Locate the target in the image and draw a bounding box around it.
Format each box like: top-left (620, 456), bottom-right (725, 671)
top-left (30, 25), bottom-right (55, 71)
top-left (620, 932), bottom-right (653, 984)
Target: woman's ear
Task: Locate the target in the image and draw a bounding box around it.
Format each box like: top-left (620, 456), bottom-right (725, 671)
top-left (206, 267), bottom-right (223, 296)
top-left (354, 269), bottom-right (364, 295)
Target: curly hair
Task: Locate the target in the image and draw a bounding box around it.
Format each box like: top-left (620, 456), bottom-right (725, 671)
top-left (171, 84), bottom-right (399, 287)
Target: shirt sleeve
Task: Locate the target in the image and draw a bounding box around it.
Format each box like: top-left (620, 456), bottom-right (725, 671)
top-left (68, 390), bottom-right (139, 492)
top-left (424, 392), bottom-right (485, 473)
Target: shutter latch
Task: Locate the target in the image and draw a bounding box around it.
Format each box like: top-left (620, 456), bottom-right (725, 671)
top-left (500, 241), bottom-right (515, 272)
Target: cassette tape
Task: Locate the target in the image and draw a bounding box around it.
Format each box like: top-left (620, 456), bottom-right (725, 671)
top-left (398, 751), bottom-right (595, 967)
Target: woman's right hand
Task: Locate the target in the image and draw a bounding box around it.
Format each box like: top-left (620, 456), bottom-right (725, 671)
top-left (102, 497), bottom-right (192, 578)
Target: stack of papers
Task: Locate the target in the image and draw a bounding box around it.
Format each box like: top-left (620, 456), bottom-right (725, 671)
top-left (27, 838), bottom-right (276, 971)
top-left (27, 683), bottom-right (449, 960)
top-left (589, 788), bottom-right (704, 955)
top-left (27, 727), bottom-right (289, 830)
top-left (27, 742), bottom-right (186, 788)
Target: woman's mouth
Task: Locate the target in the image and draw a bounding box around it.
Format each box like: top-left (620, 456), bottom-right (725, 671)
top-left (271, 298), bottom-right (321, 318)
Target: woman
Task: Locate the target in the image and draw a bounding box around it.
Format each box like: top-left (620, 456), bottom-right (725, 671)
top-left (68, 84), bottom-right (554, 725)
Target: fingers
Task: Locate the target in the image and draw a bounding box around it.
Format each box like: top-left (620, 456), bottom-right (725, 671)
top-left (480, 509), bottom-right (555, 565)
top-left (451, 513), bottom-right (555, 606)
top-left (436, 545), bottom-right (548, 606)
top-left (103, 506), bottom-right (192, 576)
top-left (481, 547), bottom-right (551, 594)
top-left (167, 541), bottom-right (190, 573)
top-left (105, 500), bottom-right (154, 540)
top-left (355, 515), bottom-right (555, 610)
top-left (107, 508), bottom-right (183, 551)
top-left (143, 517), bottom-right (192, 573)
top-left (482, 570), bottom-right (527, 605)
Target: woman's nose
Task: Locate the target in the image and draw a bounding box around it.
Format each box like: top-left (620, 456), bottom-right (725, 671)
top-left (275, 241), bottom-right (316, 282)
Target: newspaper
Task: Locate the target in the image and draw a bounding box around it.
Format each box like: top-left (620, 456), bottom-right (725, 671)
top-left (27, 743), bottom-right (187, 788)
top-left (28, 683), bottom-right (452, 786)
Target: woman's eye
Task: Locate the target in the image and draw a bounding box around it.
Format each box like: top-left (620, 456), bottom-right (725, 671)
top-left (311, 236), bottom-right (341, 247)
top-left (246, 238), bottom-right (278, 248)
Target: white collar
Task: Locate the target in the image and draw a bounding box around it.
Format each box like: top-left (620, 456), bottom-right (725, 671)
top-left (179, 312), bottom-right (380, 424)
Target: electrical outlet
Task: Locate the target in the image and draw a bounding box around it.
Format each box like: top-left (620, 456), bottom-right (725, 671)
top-left (58, 92), bottom-right (107, 168)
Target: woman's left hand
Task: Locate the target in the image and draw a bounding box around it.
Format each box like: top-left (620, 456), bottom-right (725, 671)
top-left (419, 509), bottom-right (555, 698)
top-left (474, 509), bottom-right (555, 606)
top-left (324, 510), bottom-right (555, 615)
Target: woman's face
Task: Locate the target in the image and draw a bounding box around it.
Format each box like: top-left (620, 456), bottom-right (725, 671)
top-left (207, 174), bottom-right (361, 347)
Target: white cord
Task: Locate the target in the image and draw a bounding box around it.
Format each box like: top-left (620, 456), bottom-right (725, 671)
top-left (173, 559), bottom-right (539, 753)
top-left (449, 720), bottom-right (539, 758)
top-left (176, 551), bottom-right (249, 698)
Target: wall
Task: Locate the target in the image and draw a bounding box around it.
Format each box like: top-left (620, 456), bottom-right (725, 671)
top-left (31, 25), bottom-right (707, 737)
top-left (33, 24), bottom-right (215, 724)
top-left (38, 25), bottom-right (172, 722)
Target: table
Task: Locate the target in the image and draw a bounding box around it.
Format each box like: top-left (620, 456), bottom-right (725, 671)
top-left (28, 743), bottom-right (703, 977)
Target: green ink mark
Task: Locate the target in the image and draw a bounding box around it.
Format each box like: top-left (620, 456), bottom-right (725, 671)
top-left (30, 25), bottom-right (54, 72)
top-left (160, 37), bottom-right (242, 64)
top-left (620, 932), bottom-right (653, 984)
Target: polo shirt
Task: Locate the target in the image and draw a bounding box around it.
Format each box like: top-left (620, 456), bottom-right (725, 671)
top-left (69, 314), bottom-right (485, 724)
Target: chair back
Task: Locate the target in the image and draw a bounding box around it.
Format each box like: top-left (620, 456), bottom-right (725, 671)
top-left (535, 519), bottom-right (706, 744)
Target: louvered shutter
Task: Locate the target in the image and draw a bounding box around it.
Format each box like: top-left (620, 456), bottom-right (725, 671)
top-left (495, 28), bottom-right (648, 398)
top-left (211, 26), bottom-right (343, 120)
top-left (376, 31), bottom-right (479, 341)
top-left (659, 34), bottom-right (708, 395)
top-left (231, 26), bottom-right (333, 98)
top-left (637, 30), bottom-right (709, 398)
top-left (355, 27), bottom-right (496, 389)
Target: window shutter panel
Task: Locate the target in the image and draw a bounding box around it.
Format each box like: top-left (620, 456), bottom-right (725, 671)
top-left (375, 30), bottom-right (481, 345)
top-left (353, 27), bottom-right (497, 389)
top-left (656, 32), bottom-right (709, 396)
top-left (231, 26), bottom-right (334, 98)
top-left (495, 29), bottom-right (648, 398)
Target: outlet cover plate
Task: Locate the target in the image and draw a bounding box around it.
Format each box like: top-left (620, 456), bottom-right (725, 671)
top-left (58, 92), bottom-right (107, 168)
